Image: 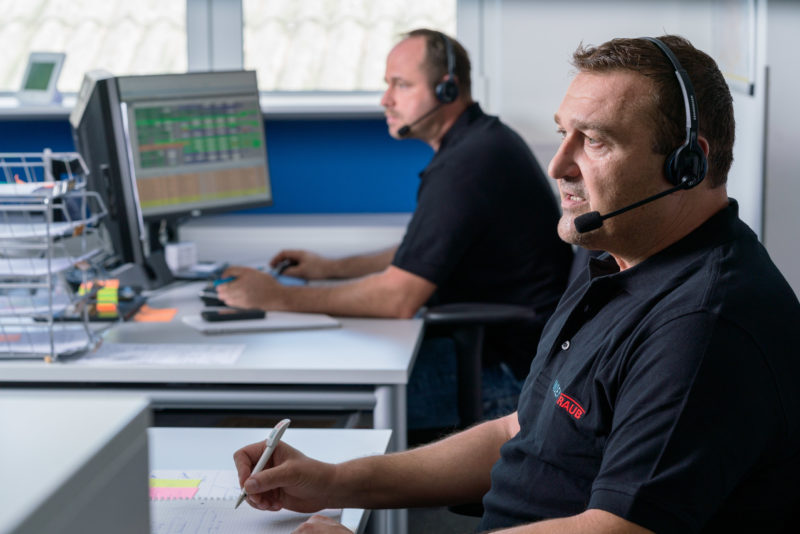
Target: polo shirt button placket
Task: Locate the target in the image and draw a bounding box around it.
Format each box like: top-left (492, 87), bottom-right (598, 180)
top-left (561, 340), bottom-right (571, 351)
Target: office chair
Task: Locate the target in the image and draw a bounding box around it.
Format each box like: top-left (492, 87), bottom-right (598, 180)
top-left (422, 302), bottom-right (540, 428)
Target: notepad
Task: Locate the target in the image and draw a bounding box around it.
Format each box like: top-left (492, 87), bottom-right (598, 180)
top-left (149, 469), bottom-right (341, 534)
top-left (151, 500), bottom-right (341, 534)
top-left (182, 311), bottom-right (341, 335)
top-left (150, 470), bottom-right (241, 500)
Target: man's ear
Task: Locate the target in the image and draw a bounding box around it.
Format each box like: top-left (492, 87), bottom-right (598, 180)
top-left (697, 136), bottom-right (710, 158)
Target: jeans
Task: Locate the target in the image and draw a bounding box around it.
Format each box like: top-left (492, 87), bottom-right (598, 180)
top-left (406, 336), bottom-right (525, 430)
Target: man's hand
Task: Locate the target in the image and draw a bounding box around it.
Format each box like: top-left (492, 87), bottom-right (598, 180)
top-left (293, 514), bottom-right (351, 533)
top-left (270, 250), bottom-right (332, 280)
top-left (233, 440), bottom-right (337, 513)
top-left (216, 266), bottom-right (282, 310)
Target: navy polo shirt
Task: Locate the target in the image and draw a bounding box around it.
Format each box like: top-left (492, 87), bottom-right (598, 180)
top-left (480, 200), bottom-right (800, 533)
top-left (393, 103), bottom-right (572, 375)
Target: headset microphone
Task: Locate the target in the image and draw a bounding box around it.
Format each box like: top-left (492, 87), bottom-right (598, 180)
top-left (397, 103), bottom-right (444, 137)
top-left (574, 181), bottom-right (689, 233)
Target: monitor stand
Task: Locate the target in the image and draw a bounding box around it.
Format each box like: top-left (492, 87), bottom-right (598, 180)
top-left (109, 218), bottom-right (176, 290)
top-left (110, 252), bottom-right (173, 290)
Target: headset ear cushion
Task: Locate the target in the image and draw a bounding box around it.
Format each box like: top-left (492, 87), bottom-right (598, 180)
top-left (435, 78), bottom-right (458, 104)
top-left (665, 143), bottom-right (708, 188)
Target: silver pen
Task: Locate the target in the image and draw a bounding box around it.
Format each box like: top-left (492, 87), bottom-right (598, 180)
top-left (235, 418), bottom-right (291, 509)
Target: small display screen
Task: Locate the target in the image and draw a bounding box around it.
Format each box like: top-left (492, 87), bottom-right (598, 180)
top-left (24, 62), bottom-right (56, 90)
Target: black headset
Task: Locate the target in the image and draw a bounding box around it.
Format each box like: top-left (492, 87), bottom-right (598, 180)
top-left (435, 32), bottom-right (459, 104)
top-left (643, 37), bottom-right (708, 189)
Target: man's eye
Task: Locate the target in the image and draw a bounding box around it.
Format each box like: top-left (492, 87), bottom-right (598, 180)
top-left (557, 129), bottom-right (566, 140)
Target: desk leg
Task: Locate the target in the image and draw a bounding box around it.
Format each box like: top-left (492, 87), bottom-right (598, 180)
top-left (374, 384), bottom-right (406, 451)
top-left (373, 385), bottom-right (407, 534)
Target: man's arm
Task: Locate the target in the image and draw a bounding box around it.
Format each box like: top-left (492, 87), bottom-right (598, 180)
top-left (217, 264), bottom-right (435, 318)
top-left (293, 509), bottom-right (652, 534)
top-left (270, 246), bottom-right (398, 280)
top-left (487, 510), bottom-right (653, 534)
top-left (234, 413), bottom-right (520, 512)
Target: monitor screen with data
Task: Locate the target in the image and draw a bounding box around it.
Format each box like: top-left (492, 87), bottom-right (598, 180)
top-left (116, 71), bottom-right (272, 219)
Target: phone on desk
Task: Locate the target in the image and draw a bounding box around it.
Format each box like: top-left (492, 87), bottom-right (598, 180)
top-left (200, 308), bottom-right (266, 322)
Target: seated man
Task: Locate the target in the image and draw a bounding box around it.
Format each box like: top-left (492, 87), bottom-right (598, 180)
top-left (218, 29), bottom-right (573, 429)
top-left (232, 35), bottom-right (800, 533)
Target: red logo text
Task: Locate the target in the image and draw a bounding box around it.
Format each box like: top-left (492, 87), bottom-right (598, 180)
top-left (556, 393), bottom-right (585, 420)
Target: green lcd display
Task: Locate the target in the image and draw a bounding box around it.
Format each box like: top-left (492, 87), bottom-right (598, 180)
top-left (24, 62), bottom-right (57, 90)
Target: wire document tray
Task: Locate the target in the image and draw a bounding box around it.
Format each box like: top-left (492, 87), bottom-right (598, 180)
top-left (0, 150), bottom-right (110, 361)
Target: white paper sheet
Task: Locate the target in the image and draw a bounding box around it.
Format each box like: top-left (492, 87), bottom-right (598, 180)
top-left (71, 342), bottom-right (244, 365)
top-left (151, 500), bottom-right (341, 534)
top-left (0, 325), bottom-right (94, 358)
top-left (0, 250), bottom-right (100, 276)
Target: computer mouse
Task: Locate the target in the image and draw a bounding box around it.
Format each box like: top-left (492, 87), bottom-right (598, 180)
top-left (199, 285), bottom-right (226, 307)
top-left (274, 258), bottom-right (298, 276)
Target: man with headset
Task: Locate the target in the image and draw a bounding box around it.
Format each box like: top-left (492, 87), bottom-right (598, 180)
top-left (232, 35), bottom-right (800, 533)
top-left (218, 29), bottom-right (573, 430)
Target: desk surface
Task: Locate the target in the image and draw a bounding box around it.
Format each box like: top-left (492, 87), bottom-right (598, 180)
top-left (149, 427), bottom-right (393, 533)
top-left (0, 281), bottom-right (422, 385)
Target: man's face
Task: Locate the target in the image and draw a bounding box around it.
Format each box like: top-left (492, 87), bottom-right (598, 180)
top-left (549, 71), bottom-right (672, 252)
top-left (381, 37), bottom-right (439, 140)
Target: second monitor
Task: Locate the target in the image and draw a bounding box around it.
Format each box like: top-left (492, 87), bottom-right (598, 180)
top-left (72, 70), bottom-right (272, 288)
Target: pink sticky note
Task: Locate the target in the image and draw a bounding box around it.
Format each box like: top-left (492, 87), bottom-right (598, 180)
top-left (149, 486), bottom-right (199, 500)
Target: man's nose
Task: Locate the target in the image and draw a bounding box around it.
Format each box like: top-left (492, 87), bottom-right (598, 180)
top-left (548, 138), bottom-right (580, 181)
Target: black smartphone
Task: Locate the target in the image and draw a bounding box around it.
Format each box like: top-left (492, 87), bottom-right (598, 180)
top-left (201, 308), bottom-right (266, 322)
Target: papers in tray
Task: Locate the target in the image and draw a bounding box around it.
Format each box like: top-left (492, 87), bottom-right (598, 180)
top-left (182, 311), bottom-right (340, 335)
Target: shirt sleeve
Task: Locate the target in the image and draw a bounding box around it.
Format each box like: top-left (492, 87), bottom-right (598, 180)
top-left (588, 312), bottom-right (784, 533)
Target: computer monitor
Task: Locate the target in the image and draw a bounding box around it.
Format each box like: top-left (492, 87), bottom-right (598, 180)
top-left (70, 70), bottom-right (272, 288)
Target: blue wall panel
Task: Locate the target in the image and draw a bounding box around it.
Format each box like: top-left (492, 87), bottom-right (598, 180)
top-left (0, 117), bottom-right (432, 214)
top-left (260, 118), bottom-right (431, 214)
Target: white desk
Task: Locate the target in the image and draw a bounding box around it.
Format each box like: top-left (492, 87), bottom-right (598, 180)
top-left (0, 282), bottom-right (422, 453)
top-left (0, 394), bottom-right (150, 534)
top-left (179, 213), bottom-right (411, 265)
top-left (148, 427), bottom-right (393, 534)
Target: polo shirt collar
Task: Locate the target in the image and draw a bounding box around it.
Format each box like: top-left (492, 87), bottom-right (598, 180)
top-left (418, 102), bottom-right (484, 180)
top-left (588, 199), bottom-right (741, 297)
top-left (437, 102), bottom-right (483, 152)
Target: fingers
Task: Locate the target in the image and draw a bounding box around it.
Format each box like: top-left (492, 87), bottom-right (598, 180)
top-left (270, 250), bottom-right (303, 268)
top-left (220, 265), bottom-right (257, 280)
top-left (233, 441), bottom-right (266, 487)
top-left (293, 515), bottom-right (348, 533)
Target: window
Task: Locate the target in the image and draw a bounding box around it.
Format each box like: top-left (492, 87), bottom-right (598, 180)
top-left (0, 0), bottom-right (456, 108)
top-left (242, 0), bottom-right (456, 91)
top-left (0, 0), bottom-right (186, 94)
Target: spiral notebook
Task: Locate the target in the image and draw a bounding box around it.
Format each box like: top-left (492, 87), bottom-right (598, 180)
top-left (149, 470), bottom-right (341, 534)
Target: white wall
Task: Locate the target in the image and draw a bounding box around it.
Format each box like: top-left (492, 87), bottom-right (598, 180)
top-left (764, 0), bottom-right (800, 296)
top-left (458, 0), bottom-right (767, 239)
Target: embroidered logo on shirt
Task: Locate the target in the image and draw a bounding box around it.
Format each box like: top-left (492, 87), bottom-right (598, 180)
top-left (552, 379), bottom-right (585, 420)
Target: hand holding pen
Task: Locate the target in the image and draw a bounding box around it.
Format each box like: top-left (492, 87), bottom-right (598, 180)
top-left (235, 418), bottom-right (291, 509)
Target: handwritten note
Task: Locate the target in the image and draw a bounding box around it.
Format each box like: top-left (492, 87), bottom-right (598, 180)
top-left (151, 500), bottom-right (341, 534)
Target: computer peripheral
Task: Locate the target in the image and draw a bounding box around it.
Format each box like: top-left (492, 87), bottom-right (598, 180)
top-left (272, 258), bottom-right (298, 276)
top-left (199, 284), bottom-right (226, 307)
